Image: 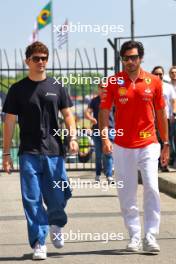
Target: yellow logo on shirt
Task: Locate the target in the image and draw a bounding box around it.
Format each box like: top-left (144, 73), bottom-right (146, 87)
top-left (145, 78), bottom-right (152, 85)
top-left (139, 131), bottom-right (151, 139)
top-left (119, 87), bottom-right (127, 96)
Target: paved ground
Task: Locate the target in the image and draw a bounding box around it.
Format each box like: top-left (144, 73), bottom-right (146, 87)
top-left (0, 171), bottom-right (176, 264)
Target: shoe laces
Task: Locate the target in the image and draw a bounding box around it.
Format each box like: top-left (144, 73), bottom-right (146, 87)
top-left (130, 237), bottom-right (140, 245)
top-left (145, 233), bottom-right (156, 243)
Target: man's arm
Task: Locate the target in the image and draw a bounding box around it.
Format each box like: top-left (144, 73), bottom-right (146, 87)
top-left (170, 99), bottom-right (176, 123)
top-left (3, 114), bottom-right (17, 173)
top-left (172, 99), bottom-right (176, 114)
top-left (98, 109), bottom-right (112, 154)
top-left (61, 108), bottom-right (78, 154)
top-left (98, 109), bottom-right (110, 138)
top-left (156, 108), bottom-right (168, 142)
top-left (85, 107), bottom-right (97, 125)
top-left (155, 108), bottom-right (169, 166)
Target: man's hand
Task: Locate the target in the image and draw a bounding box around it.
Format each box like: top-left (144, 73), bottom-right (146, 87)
top-left (91, 118), bottom-right (97, 125)
top-left (170, 115), bottom-right (176, 124)
top-left (160, 145), bottom-right (170, 167)
top-left (102, 139), bottom-right (113, 155)
top-left (3, 155), bottom-right (14, 174)
top-left (69, 140), bottom-right (79, 155)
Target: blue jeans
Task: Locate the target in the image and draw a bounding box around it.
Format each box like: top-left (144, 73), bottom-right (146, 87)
top-left (19, 154), bottom-right (72, 248)
top-left (92, 133), bottom-right (113, 177)
top-left (170, 120), bottom-right (176, 163)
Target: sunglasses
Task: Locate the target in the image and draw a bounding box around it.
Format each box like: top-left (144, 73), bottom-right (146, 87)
top-left (31, 56), bottom-right (48, 63)
top-left (154, 73), bottom-right (163, 76)
top-left (121, 55), bottom-right (140, 62)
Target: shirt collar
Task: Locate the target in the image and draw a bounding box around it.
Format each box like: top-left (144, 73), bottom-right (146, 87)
top-left (123, 68), bottom-right (146, 81)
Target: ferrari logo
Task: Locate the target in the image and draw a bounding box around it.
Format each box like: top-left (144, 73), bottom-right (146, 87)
top-left (145, 78), bottom-right (152, 85)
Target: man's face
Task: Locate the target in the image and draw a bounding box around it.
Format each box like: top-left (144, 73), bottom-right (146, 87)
top-left (170, 68), bottom-right (176, 81)
top-left (121, 48), bottom-right (142, 73)
top-left (153, 68), bottom-right (164, 81)
top-left (26, 53), bottom-right (48, 73)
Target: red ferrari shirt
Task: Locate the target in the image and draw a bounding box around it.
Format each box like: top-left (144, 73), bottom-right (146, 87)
top-left (100, 69), bottom-right (165, 148)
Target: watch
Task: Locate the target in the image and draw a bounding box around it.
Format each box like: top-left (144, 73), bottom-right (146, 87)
top-left (163, 141), bottom-right (170, 146)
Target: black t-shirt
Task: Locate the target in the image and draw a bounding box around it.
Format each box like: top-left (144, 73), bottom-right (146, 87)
top-left (2, 77), bottom-right (73, 156)
top-left (88, 95), bottom-right (114, 130)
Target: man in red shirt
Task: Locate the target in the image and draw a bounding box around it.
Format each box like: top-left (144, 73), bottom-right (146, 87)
top-left (99, 41), bottom-right (169, 253)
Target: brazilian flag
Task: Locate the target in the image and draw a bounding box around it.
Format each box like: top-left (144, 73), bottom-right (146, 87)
top-left (37, 2), bottom-right (52, 30)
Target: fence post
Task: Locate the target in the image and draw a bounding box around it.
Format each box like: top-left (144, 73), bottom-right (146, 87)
top-left (107, 38), bottom-right (120, 74)
top-left (172, 34), bottom-right (176, 66)
top-left (104, 48), bottom-right (108, 77)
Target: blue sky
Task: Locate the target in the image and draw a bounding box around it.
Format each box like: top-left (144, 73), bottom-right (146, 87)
top-left (0, 0), bottom-right (176, 74)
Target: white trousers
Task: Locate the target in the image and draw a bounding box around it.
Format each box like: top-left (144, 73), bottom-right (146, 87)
top-left (113, 143), bottom-right (161, 238)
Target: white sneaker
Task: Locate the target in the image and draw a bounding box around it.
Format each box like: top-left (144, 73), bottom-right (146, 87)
top-left (33, 242), bottom-right (47, 260)
top-left (126, 236), bottom-right (142, 252)
top-left (143, 233), bottom-right (160, 253)
top-left (107, 176), bottom-right (115, 184)
top-left (50, 225), bottom-right (64, 248)
top-left (95, 175), bottom-right (100, 182)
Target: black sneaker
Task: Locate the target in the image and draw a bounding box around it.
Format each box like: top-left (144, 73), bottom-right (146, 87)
top-left (161, 166), bottom-right (170, 172)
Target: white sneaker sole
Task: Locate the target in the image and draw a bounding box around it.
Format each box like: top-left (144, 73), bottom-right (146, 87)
top-left (126, 244), bottom-right (142, 252)
top-left (51, 241), bottom-right (64, 249)
top-left (126, 247), bottom-right (141, 252)
top-left (143, 245), bottom-right (160, 253)
top-left (33, 254), bottom-right (47, 260)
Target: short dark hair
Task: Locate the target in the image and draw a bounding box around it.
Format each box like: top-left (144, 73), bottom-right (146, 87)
top-left (151, 66), bottom-right (164, 75)
top-left (120, 40), bottom-right (144, 58)
top-left (25, 41), bottom-right (49, 59)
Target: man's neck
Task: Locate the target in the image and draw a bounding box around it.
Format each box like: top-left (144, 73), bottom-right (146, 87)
top-left (126, 68), bottom-right (141, 82)
top-left (28, 72), bottom-right (46, 82)
top-left (171, 80), bottom-right (176, 87)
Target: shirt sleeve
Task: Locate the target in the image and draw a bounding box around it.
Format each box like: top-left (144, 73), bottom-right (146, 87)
top-left (2, 84), bottom-right (19, 115)
top-left (58, 85), bottom-right (73, 110)
top-left (153, 78), bottom-right (165, 111)
top-left (99, 78), bottom-right (114, 110)
top-left (88, 99), bottom-right (94, 110)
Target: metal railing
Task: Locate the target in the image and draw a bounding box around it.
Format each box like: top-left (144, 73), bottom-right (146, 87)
top-left (0, 47), bottom-right (113, 171)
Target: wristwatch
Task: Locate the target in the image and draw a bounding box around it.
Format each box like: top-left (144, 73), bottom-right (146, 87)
top-left (163, 141), bottom-right (170, 146)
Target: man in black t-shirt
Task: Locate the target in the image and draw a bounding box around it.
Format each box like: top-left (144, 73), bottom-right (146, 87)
top-left (2, 41), bottom-right (78, 260)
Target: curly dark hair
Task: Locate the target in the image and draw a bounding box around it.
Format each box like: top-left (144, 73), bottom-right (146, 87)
top-left (120, 40), bottom-right (144, 58)
top-left (25, 41), bottom-right (49, 59)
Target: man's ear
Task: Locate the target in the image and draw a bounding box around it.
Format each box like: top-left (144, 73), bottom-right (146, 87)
top-left (25, 58), bottom-right (29, 66)
top-left (45, 59), bottom-right (49, 66)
